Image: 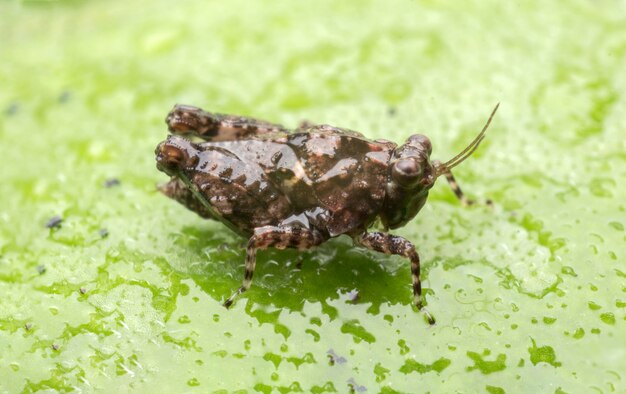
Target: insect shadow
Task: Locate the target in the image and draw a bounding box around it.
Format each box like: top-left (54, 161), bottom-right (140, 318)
top-left (170, 225), bottom-right (415, 316)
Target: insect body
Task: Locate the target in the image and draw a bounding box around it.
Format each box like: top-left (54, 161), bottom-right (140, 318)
top-left (156, 104), bottom-right (499, 324)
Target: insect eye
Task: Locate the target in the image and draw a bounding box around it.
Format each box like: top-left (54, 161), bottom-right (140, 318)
top-left (160, 144), bottom-right (187, 168)
top-left (392, 158), bottom-right (422, 187)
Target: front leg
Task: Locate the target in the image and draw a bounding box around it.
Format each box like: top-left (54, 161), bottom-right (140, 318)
top-left (439, 167), bottom-right (492, 207)
top-left (224, 225), bottom-right (327, 308)
top-left (354, 232), bottom-right (435, 325)
top-left (166, 104), bottom-right (288, 142)
top-left (442, 169), bottom-right (474, 206)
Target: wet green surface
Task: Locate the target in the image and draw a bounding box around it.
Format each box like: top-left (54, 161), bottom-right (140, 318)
top-left (1, 0), bottom-right (625, 392)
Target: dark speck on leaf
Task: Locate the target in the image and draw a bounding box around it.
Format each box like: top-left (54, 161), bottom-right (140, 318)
top-left (346, 289), bottom-right (360, 303)
top-left (104, 178), bottom-right (121, 188)
top-left (99, 228), bottom-right (109, 238)
top-left (25, 323), bottom-right (32, 331)
top-left (37, 265), bottom-right (46, 275)
top-left (387, 106), bottom-right (397, 116)
top-left (52, 344), bottom-right (60, 351)
top-left (347, 378), bottom-right (367, 393)
top-left (327, 349), bottom-right (347, 365)
top-left (79, 287), bottom-right (87, 294)
top-left (45, 215), bottom-right (62, 229)
top-left (59, 91), bottom-right (71, 103)
top-left (4, 103), bottom-right (19, 116)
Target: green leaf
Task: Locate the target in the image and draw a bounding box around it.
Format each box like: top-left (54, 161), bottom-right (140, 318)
top-left (1, 0), bottom-right (624, 392)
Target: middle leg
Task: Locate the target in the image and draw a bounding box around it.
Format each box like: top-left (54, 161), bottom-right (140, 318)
top-left (224, 225), bottom-right (327, 308)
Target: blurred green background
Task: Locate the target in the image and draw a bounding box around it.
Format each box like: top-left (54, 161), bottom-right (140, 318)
top-left (1, 0), bottom-right (625, 392)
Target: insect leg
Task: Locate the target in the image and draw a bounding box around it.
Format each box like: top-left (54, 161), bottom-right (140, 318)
top-left (166, 104), bottom-right (288, 142)
top-left (158, 178), bottom-right (216, 220)
top-left (223, 225), bottom-right (326, 308)
top-left (442, 169), bottom-right (493, 207)
top-left (354, 232), bottom-right (435, 325)
top-left (441, 169), bottom-right (474, 206)
top-left (443, 170), bottom-right (474, 207)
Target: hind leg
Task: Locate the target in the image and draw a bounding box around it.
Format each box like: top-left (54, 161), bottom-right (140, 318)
top-left (166, 104), bottom-right (288, 141)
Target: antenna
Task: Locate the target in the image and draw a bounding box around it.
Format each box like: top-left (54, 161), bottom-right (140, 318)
top-left (435, 103), bottom-right (499, 176)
